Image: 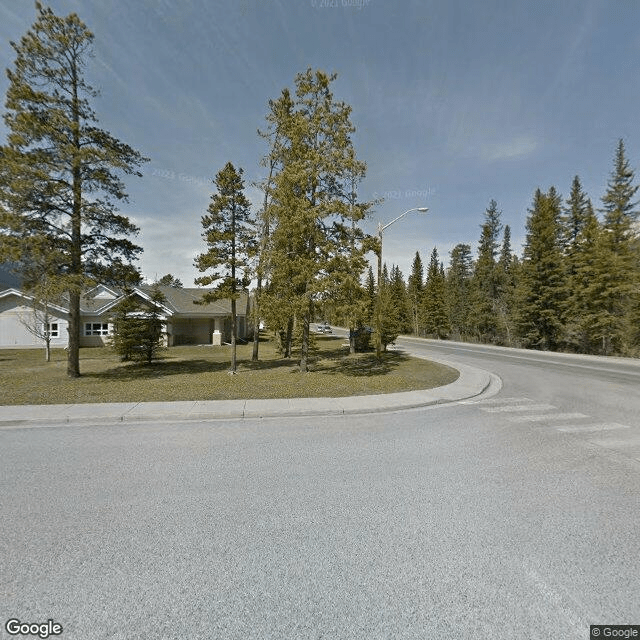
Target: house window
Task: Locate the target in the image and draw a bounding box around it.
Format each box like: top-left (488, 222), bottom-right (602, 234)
top-left (84, 322), bottom-right (109, 336)
top-left (44, 323), bottom-right (59, 338)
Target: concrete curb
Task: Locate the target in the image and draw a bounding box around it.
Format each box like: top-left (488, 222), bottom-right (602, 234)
top-left (0, 358), bottom-right (499, 428)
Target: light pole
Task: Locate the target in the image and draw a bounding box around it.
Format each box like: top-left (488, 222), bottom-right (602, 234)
top-left (376, 207), bottom-right (429, 360)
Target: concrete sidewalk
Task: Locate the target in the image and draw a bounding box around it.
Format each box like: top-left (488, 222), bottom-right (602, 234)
top-left (0, 359), bottom-right (499, 427)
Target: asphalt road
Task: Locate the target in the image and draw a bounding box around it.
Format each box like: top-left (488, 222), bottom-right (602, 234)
top-left (1, 340), bottom-right (639, 640)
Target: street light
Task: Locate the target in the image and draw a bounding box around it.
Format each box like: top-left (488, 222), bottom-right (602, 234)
top-left (376, 207), bottom-right (429, 360)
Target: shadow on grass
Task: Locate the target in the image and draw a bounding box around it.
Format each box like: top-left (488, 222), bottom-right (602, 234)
top-left (85, 359), bottom-right (231, 381)
top-left (82, 338), bottom-right (407, 381)
top-left (241, 358), bottom-right (300, 372)
top-left (317, 349), bottom-right (409, 377)
top-left (86, 355), bottom-right (302, 380)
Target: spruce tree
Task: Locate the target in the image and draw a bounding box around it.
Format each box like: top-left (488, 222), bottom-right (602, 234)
top-left (109, 290), bottom-right (142, 362)
top-left (601, 139), bottom-right (639, 245)
top-left (562, 176), bottom-right (592, 254)
top-left (406, 251), bottom-right (424, 335)
top-left (364, 265), bottom-right (376, 325)
top-left (376, 263), bottom-right (401, 350)
top-left (109, 287), bottom-right (166, 364)
top-left (422, 247), bottom-right (449, 338)
top-left (516, 187), bottom-right (566, 350)
top-left (0, 4), bottom-right (147, 377)
top-left (389, 265), bottom-right (412, 334)
top-left (564, 210), bottom-right (606, 352)
top-left (446, 243), bottom-right (473, 339)
top-left (194, 162), bottom-right (256, 373)
top-left (470, 200), bottom-right (502, 342)
top-left (495, 225), bottom-right (516, 345)
top-left (596, 139), bottom-right (640, 354)
top-left (560, 177), bottom-right (593, 350)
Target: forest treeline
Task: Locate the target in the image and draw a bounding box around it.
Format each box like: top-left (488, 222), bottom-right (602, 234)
top-left (2, 5), bottom-right (638, 379)
top-left (324, 140), bottom-right (640, 358)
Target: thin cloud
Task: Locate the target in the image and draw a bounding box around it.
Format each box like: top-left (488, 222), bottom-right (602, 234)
top-left (480, 135), bottom-right (538, 162)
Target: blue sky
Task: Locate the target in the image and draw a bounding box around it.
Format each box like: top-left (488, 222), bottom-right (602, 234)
top-left (1, 0), bottom-right (639, 285)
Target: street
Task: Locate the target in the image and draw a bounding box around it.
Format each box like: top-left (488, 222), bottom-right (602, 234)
top-left (1, 340), bottom-right (639, 639)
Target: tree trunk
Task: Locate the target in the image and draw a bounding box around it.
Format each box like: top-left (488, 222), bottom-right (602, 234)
top-left (284, 317), bottom-right (294, 358)
top-left (251, 283), bottom-right (261, 362)
top-left (230, 298), bottom-right (237, 373)
top-left (300, 307), bottom-right (311, 373)
top-left (67, 59), bottom-right (82, 378)
top-left (67, 291), bottom-right (81, 377)
top-left (252, 157), bottom-right (274, 362)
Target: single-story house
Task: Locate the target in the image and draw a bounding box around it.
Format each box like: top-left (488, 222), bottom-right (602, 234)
top-left (0, 284), bottom-right (252, 349)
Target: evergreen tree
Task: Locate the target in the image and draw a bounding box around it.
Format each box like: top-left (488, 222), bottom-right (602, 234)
top-left (194, 162), bottom-right (256, 373)
top-left (376, 263), bottom-right (401, 350)
top-left (155, 274), bottom-right (183, 287)
top-left (0, 4), bottom-right (148, 377)
top-left (109, 289), bottom-right (142, 362)
top-left (253, 89), bottom-right (294, 361)
top-left (389, 264), bottom-right (411, 334)
top-left (495, 225), bottom-right (516, 345)
top-left (109, 287), bottom-right (166, 364)
top-left (364, 264), bottom-right (376, 324)
top-left (323, 159), bottom-right (374, 354)
top-left (260, 69), bottom-right (370, 372)
top-left (563, 210), bottom-right (607, 353)
top-left (601, 139), bottom-right (639, 245)
top-left (516, 187), bottom-right (567, 350)
top-left (422, 247), bottom-right (449, 338)
top-left (445, 243), bottom-right (473, 339)
top-left (596, 139), bottom-right (640, 354)
top-left (138, 288), bottom-right (167, 364)
top-left (470, 199), bottom-right (502, 342)
top-left (559, 177), bottom-right (593, 350)
top-left (562, 176), bottom-right (592, 254)
top-left (406, 251), bottom-right (424, 335)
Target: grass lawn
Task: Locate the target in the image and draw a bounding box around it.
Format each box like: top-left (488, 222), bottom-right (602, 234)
top-left (0, 335), bottom-right (459, 405)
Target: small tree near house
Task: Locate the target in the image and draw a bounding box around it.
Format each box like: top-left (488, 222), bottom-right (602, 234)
top-left (12, 235), bottom-right (66, 362)
top-left (109, 288), bottom-right (167, 364)
top-left (18, 294), bottom-right (59, 362)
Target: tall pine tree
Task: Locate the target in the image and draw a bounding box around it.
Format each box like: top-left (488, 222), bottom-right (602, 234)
top-left (445, 243), bottom-right (473, 339)
top-left (470, 199), bottom-right (502, 342)
top-left (0, 3), bottom-right (147, 377)
top-left (194, 162), bottom-right (256, 373)
top-left (406, 251), bottom-right (424, 335)
top-left (260, 70), bottom-right (370, 372)
top-left (422, 247), bottom-right (449, 338)
top-left (495, 225), bottom-right (516, 345)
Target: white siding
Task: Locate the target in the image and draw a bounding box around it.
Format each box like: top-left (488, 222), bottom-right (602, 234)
top-left (0, 295), bottom-right (68, 348)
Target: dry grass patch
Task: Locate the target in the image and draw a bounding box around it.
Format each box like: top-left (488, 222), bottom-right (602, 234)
top-left (0, 336), bottom-right (459, 405)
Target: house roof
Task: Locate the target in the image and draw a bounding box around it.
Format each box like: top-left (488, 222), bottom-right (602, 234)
top-left (1, 283), bottom-right (249, 318)
top-left (138, 285), bottom-right (248, 317)
top-left (0, 287), bottom-right (70, 316)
